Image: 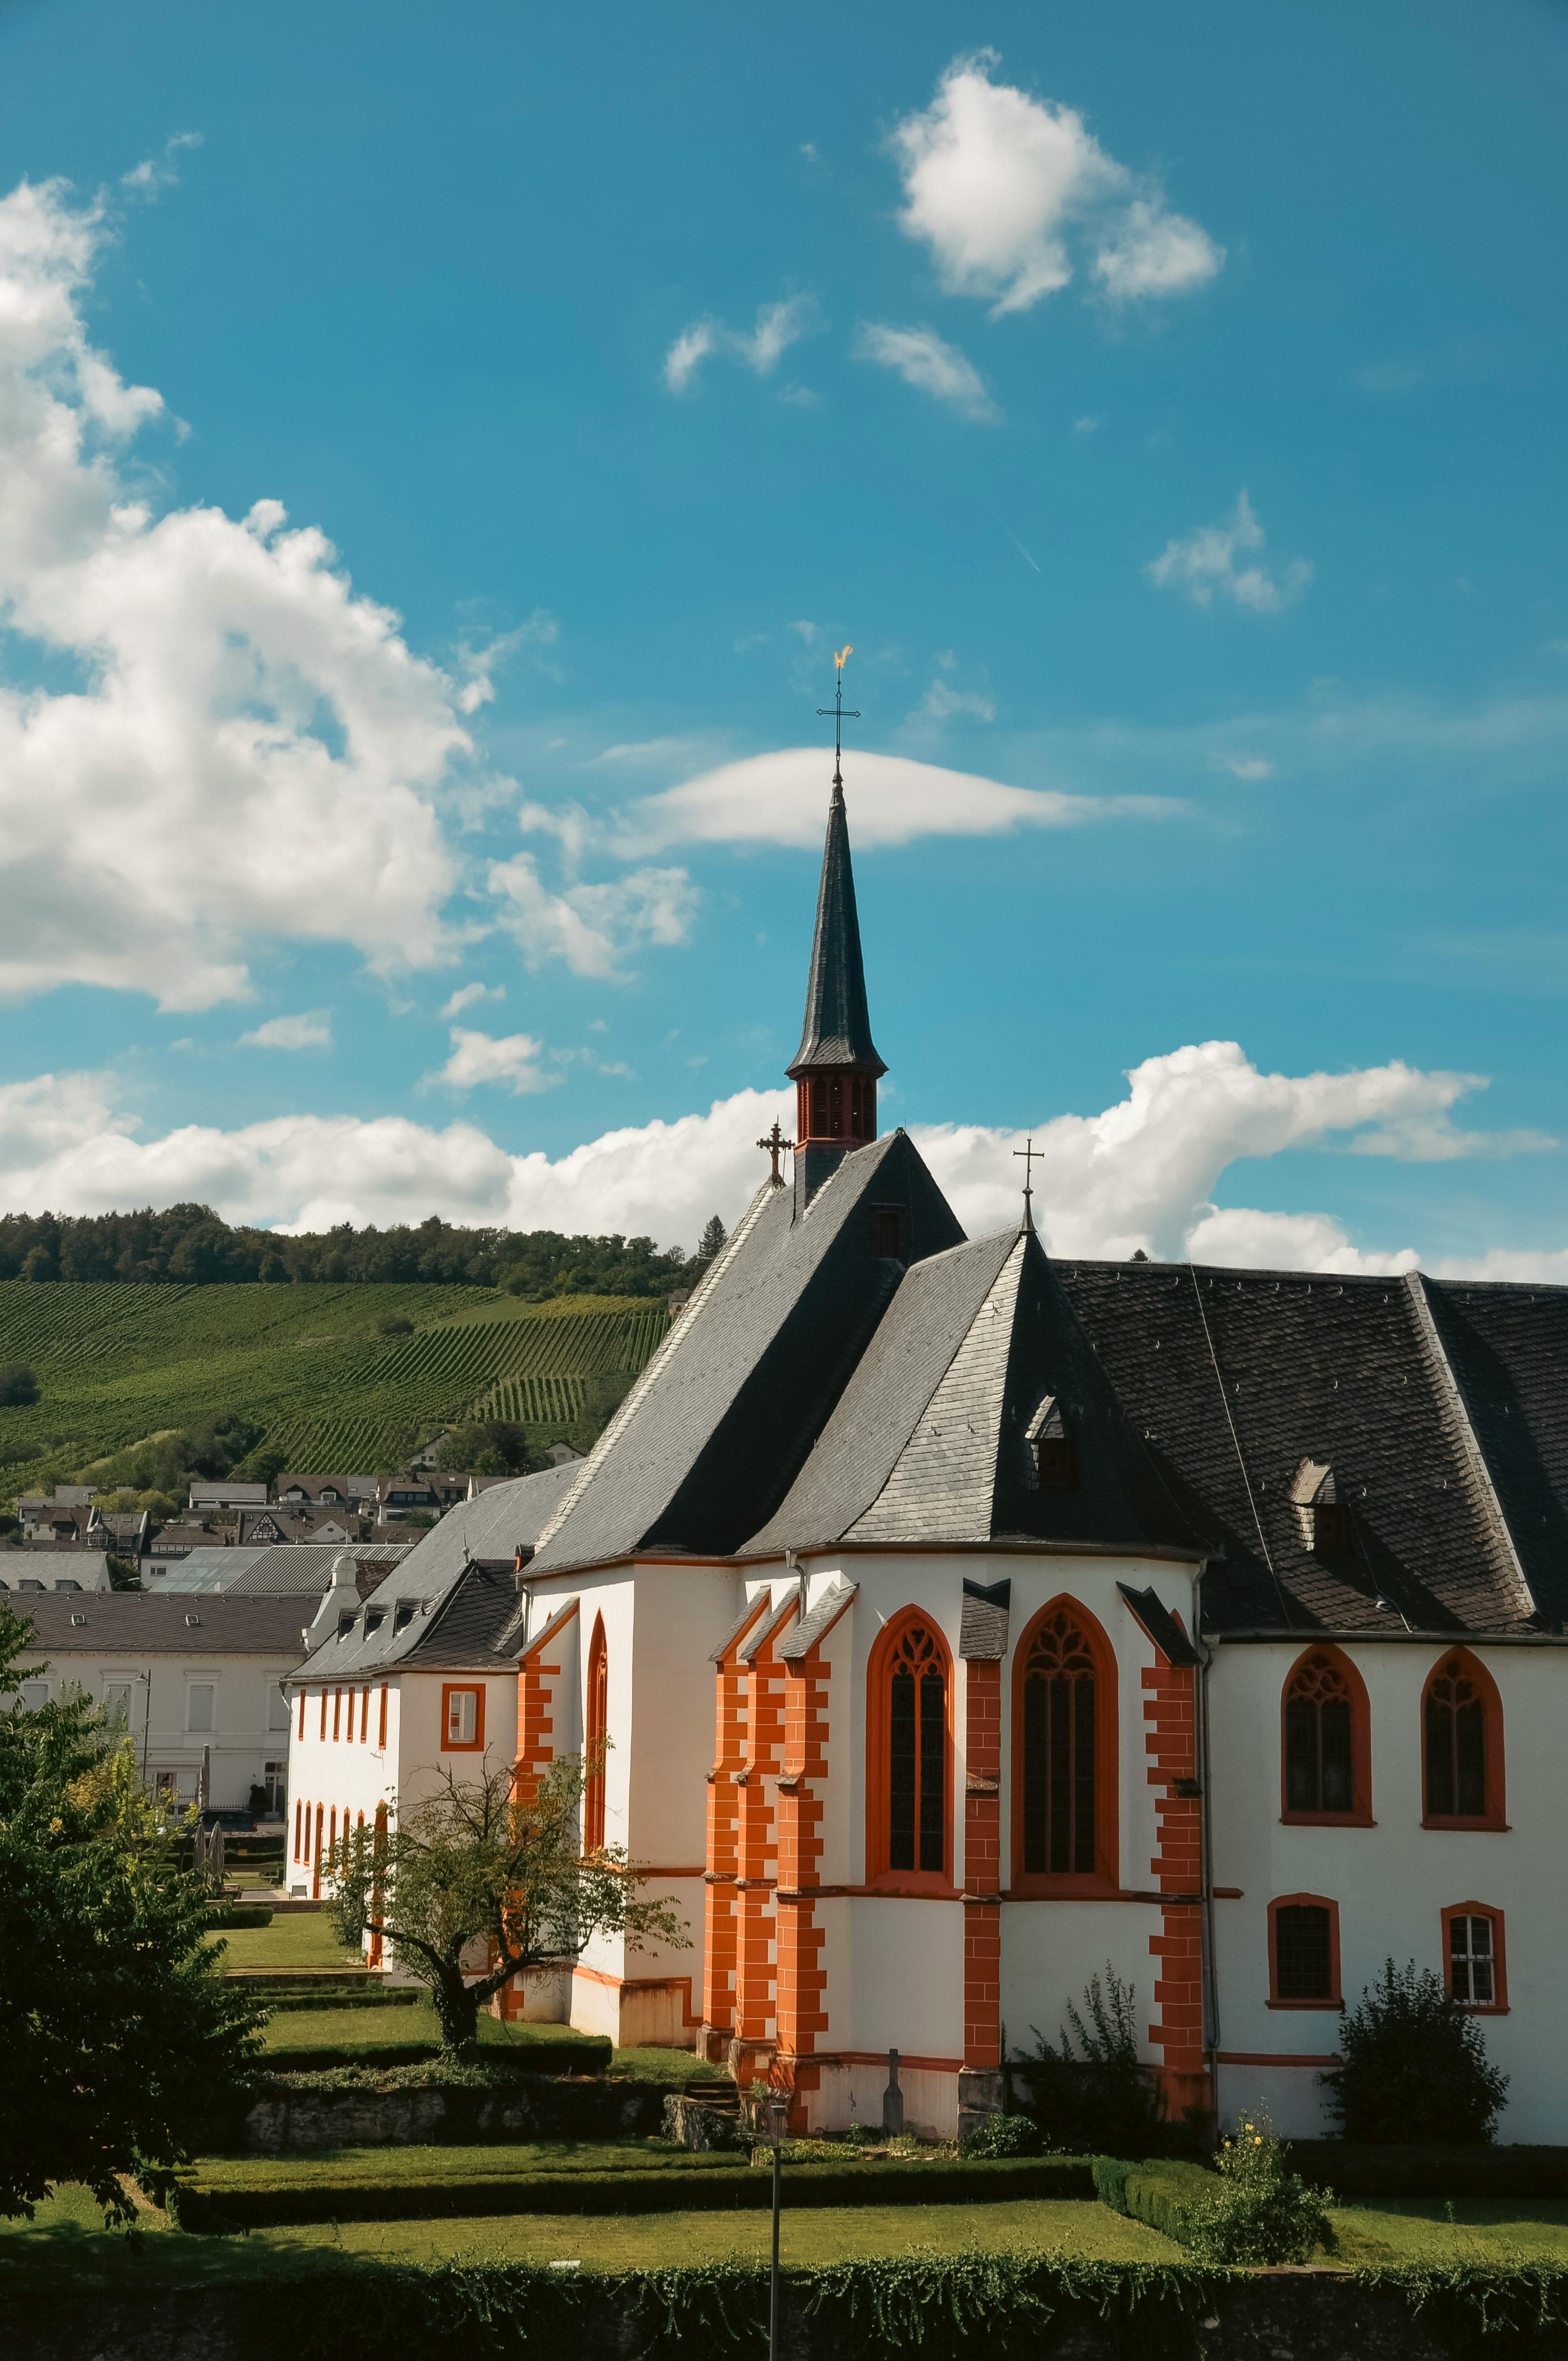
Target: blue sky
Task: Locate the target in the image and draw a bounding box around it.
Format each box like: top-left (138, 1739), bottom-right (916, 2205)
top-left (0, 0), bottom-right (1565, 1271)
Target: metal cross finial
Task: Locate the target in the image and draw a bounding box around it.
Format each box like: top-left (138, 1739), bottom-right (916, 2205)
top-left (756, 1118), bottom-right (796, 1186)
top-left (1013, 1135), bottom-right (1039, 1230)
top-left (816, 644), bottom-right (861, 797)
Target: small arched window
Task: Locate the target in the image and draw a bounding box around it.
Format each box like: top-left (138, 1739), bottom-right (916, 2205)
top-left (1281, 1645), bottom-right (1372, 1825)
top-left (584, 1612), bottom-right (608, 1853)
top-left (1422, 1649), bottom-right (1505, 1829)
top-left (867, 1614), bottom-right (952, 1885)
top-left (1011, 1597), bottom-right (1118, 1893)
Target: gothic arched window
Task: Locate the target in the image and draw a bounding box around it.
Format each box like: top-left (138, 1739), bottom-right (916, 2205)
top-left (1281, 1645), bottom-right (1371, 1824)
top-left (1011, 1598), bottom-right (1118, 1892)
top-left (867, 1614), bottom-right (951, 1884)
top-left (584, 1612), bottom-right (608, 1852)
top-left (1423, 1650), bottom-right (1504, 1828)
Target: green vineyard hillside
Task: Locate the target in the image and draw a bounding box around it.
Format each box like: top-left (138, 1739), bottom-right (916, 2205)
top-left (0, 1283), bottom-right (670, 1500)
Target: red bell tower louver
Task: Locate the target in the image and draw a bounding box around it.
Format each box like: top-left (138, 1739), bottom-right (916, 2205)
top-left (787, 649), bottom-right (886, 1160)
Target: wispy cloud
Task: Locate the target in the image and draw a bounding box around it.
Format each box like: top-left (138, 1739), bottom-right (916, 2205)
top-left (239, 1011), bottom-right (332, 1051)
top-left (663, 296), bottom-right (821, 394)
top-left (1146, 492), bottom-right (1313, 614)
top-left (429, 1027), bottom-right (554, 1096)
top-left (890, 52), bottom-right (1222, 318)
top-left (440, 982), bottom-right (505, 1019)
top-left (854, 322), bottom-right (997, 421)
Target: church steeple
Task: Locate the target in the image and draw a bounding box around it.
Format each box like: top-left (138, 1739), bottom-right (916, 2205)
top-left (787, 651), bottom-right (886, 1160)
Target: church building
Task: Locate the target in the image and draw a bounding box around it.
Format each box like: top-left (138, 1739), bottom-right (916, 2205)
top-left (287, 723), bottom-right (1568, 2145)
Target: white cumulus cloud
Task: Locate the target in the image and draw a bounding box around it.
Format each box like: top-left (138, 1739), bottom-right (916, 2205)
top-left (0, 1043), bottom-right (1551, 1276)
top-left (1146, 491), bottom-right (1313, 614)
top-left (488, 852), bottom-right (700, 979)
top-left (0, 175), bottom-right (492, 1011)
top-left (238, 1011), bottom-right (332, 1051)
top-left (663, 297), bottom-right (820, 394)
top-left (853, 322), bottom-right (997, 420)
top-left (430, 1029), bottom-right (553, 1096)
top-left (890, 53), bottom-right (1223, 318)
top-left (617, 747), bottom-right (1179, 853)
top-left (440, 981), bottom-right (505, 1019)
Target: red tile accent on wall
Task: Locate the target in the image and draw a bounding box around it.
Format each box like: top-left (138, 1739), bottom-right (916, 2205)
top-left (962, 1657), bottom-right (1002, 2071)
top-left (1142, 1647), bottom-right (1211, 2121)
top-left (774, 1637), bottom-right (832, 2132)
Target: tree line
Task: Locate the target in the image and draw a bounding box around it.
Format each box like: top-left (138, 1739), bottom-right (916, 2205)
top-left (0, 1207), bottom-right (727, 1295)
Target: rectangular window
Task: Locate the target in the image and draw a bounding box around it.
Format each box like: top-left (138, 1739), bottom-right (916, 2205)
top-left (298, 1689), bottom-right (306, 1740)
top-left (332, 1688), bottom-right (341, 1742)
top-left (1269, 1898), bottom-right (1340, 2005)
top-left (442, 1684), bottom-right (483, 1749)
top-left (268, 1682), bottom-right (290, 1732)
top-left (319, 1690), bottom-right (327, 1740)
top-left (1445, 1907), bottom-right (1506, 2011)
top-left (378, 1683), bottom-right (388, 1750)
top-left (293, 1800), bottom-right (302, 1860)
top-left (104, 1680), bottom-right (133, 1725)
top-left (186, 1683), bottom-right (215, 1734)
top-left (18, 1680), bottom-right (48, 1711)
top-left (360, 1686), bottom-right (370, 1742)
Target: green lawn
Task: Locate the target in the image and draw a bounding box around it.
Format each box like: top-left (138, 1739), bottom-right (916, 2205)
top-left (212, 1918), bottom-right (363, 1972)
top-left (258, 2000), bottom-right (607, 2058)
top-left (0, 2189), bottom-right (1178, 2292)
top-left (193, 2141), bottom-right (745, 2189)
top-left (1329, 2200), bottom-right (1568, 2262)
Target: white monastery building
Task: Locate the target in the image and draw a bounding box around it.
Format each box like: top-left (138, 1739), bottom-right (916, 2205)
top-left (287, 727), bottom-right (1568, 2142)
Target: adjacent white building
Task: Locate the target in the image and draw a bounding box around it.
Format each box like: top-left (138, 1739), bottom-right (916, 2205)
top-left (13, 1593), bottom-right (305, 1813)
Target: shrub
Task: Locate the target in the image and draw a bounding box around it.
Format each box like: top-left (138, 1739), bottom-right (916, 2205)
top-left (1015, 1965), bottom-right (1167, 2155)
top-left (960, 2110), bottom-right (1042, 2159)
top-left (0, 1363), bottom-right (39, 1406)
top-left (1177, 2114), bottom-right (1333, 2265)
top-left (1319, 1959), bottom-right (1509, 2145)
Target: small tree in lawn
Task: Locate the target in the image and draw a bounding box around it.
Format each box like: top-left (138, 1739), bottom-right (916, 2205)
top-left (324, 1752), bottom-right (686, 2055)
top-left (1319, 1959), bottom-right (1508, 2144)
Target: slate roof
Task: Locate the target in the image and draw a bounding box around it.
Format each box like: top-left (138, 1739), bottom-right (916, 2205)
top-left (144, 1545), bottom-right (413, 1598)
top-left (14, 1593), bottom-right (309, 1657)
top-left (1056, 1260), bottom-right (1565, 1636)
top-left (290, 1463), bottom-right (580, 1684)
top-left (787, 784), bottom-right (886, 1078)
top-left (529, 1131), bottom-right (965, 1574)
top-left (745, 1226), bottom-right (1201, 1560)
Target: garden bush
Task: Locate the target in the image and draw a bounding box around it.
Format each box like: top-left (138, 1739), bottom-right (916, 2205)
top-left (1012, 1966), bottom-right (1169, 2156)
top-left (1319, 1959), bottom-right (1509, 2144)
top-left (960, 2112), bottom-right (1042, 2159)
top-left (1177, 2116), bottom-right (1333, 2266)
top-left (207, 1904), bottom-right (273, 1929)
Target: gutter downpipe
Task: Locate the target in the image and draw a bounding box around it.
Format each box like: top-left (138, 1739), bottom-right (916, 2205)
top-left (1191, 1564), bottom-right (1221, 2124)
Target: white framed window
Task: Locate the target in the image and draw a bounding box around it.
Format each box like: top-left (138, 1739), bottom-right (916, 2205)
top-left (18, 1679), bottom-right (48, 1711)
top-left (104, 1681), bottom-right (133, 1724)
top-left (186, 1682), bottom-right (215, 1734)
top-left (267, 1680), bottom-right (291, 1732)
top-left (445, 1687), bottom-right (479, 1746)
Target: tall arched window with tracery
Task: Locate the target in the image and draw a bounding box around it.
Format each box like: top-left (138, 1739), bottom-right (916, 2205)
top-left (1422, 1649), bottom-right (1505, 1829)
top-left (584, 1612), bottom-right (608, 1853)
top-left (1011, 1598), bottom-right (1118, 1892)
top-left (867, 1615), bottom-right (951, 1884)
top-left (1281, 1644), bottom-right (1372, 1825)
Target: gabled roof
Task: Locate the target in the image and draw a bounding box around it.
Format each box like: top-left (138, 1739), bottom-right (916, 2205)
top-left (746, 1225), bottom-right (1201, 1558)
top-left (15, 1593), bottom-right (308, 1657)
top-left (787, 785), bottom-right (886, 1078)
top-left (529, 1131), bottom-right (965, 1574)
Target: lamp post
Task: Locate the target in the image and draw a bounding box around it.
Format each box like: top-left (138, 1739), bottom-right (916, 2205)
top-left (763, 2090), bottom-right (791, 2360)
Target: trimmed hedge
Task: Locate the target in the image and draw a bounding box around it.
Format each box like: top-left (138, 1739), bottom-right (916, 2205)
top-left (1289, 2141), bottom-right (1568, 2200)
top-left (1093, 2157), bottom-right (1216, 2244)
top-left (171, 2151), bottom-right (1099, 2234)
top-left (260, 1987), bottom-right (424, 2015)
top-left (207, 1904), bottom-right (274, 1929)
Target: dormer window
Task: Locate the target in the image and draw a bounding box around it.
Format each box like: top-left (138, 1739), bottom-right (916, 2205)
top-left (873, 1206), bottom-right (905, 1259)
top-left (364, 1608), bottom-right (386, 1635)
top-left (1026, 1396), bottom-right (1077, 1490)
top-left (1289, 1460), bottom-right (1352, 1556)
top-left (394, 1603), bottom-right (416, 1632)
top-left (337, 1612), bottom-right (357, 1638)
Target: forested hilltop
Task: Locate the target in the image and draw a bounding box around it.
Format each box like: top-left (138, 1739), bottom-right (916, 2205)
top-left (0, 1208), bottom-right (727, 1296)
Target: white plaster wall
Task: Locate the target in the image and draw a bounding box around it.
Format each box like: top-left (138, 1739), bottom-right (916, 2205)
top-left (1207, 1638), bottom-right (1568, 2141)
top-left (804, 2062), bottom-right (959, 2139)
top-left (837, 1898), bottom-right (963, 2058)
top-left (1000, 1900), bottom-right (1165, 2065)
top-left (21, 1647), bottom-right (295, 1811)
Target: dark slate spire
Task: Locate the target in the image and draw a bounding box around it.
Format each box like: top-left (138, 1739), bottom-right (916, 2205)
top-left (787, 782), bottom-right (887, 1080)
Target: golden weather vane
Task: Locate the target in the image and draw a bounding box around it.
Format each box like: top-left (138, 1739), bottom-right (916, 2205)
top-left (817, 644), bottom-right (859, 793)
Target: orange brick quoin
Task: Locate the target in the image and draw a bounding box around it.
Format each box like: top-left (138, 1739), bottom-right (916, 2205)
top-left (772, 1631), bottom-right (834, 2132)
top-left (962, 1657), bottom-right (1002, 2072)
top-left (498, 1604), bottom-right (578, 2022)
top-left (732, 1605), bottom-right (794, 2069)
top-left (701, 1600), bottom-right (769, 2050)
top-left (1142, 1640), bottom-right (1212, 2123)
